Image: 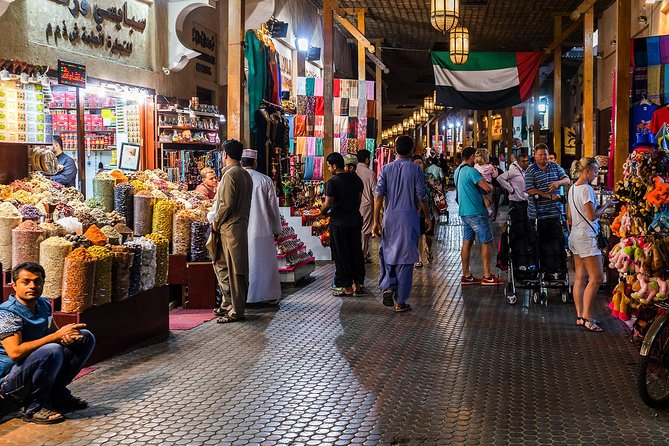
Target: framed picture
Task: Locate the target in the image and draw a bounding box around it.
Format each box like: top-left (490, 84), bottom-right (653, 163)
top-left (118, 143), bottom-right (141, 171)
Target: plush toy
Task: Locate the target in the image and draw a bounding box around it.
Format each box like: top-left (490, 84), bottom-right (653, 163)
top-left (610, 280), bottom-right (632, 321)
top-left (656, 277), bottom-right (669, 301)
top-left (611, 205), bottom-right (627, 237)
top-left (633, 273), bottom-right (651, 302)
top-left (645, 176), bottom-right (669, 209)
top-left (649, 208), bottom-right (669, 233)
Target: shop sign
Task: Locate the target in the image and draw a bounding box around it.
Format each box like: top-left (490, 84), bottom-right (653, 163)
top-left (189, 23), bottom-right (216, 79)
top-left (564, 127), bottom-right (576, 155)
top-left (58, 60), bottom-right (86, 88)
top-left (29, 1), bottom-right (152, 70)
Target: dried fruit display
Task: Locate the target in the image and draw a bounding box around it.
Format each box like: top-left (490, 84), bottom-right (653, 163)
top-left (133, 191), bottom-right (155, 236)
top-left (93, 173), bottom-right (115, 212)
top-left (12, 220), bottom-right (45, 268)
top-left (88, 245), bottom-right (113, 306)
top-left (61, 247), bottom-right (96, 313)
top-left (39, 237), bottom-right (73, 299)
top-left (145, 233), bottom-right (169, 287)
top-left (0, 202), bottom-right (21, 269)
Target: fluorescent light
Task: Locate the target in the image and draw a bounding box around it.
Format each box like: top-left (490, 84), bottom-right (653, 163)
top-left (297, 38), bottom-right (309, 52)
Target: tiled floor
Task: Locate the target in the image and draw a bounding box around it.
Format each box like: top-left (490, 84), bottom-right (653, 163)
top-left (1, 199), bottom-right (669, 445)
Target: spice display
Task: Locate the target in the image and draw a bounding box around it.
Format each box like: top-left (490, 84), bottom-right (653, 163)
top-left (106, 211), bottom-right (125, 226)
top-left (88, 245), bottom-right (113, 306)
top-left (0, 185), bottom-right (10, 200)
top-left (90, 208), bottom-right (111, 227)
top-left (145, 233), bottom-right (169, 287)
top-left (39, 237), bottom-right (73, 299)
top-left (125, 242), bottom-right (143, 296)
top-left (172, 209), bottom-right (199, 255)
top-left (85, 197), bottom-right (104, 209)
top-left (134, 191), bottom-right (155, 236)
top-left (93, 173), bottom-right (115, 212)
top-left (19, 204), bottom-right (43, 221)
top-left (64, 233), bottom-right (91, 249)
top-left (74, 208), bottom-right (96, 231)
top-left (39, 222), bottom-right (67, 238)
top-left (0, 202), bottom-right (21, 269)
top-left (56, 216), bottom-right (83, 235)
top-left (152, 199), bottom-right (178, 240)
top-left (110, 169), bottom-right (128, 183)
top-left (111, 246), bottom-right (134, 302)
top-left (83, 224), bottom-right (109, 246)
top-left (12, 220), bottom-right (45, 268)
top-left (61, 247), bottom-right (96, 313)
top-left (10, 190), bottom-right (36, 205)
top-left (190, 221), bottom-right (211, 262)
top-left (133, 237), bottom-right (156, 291)
top-left (56, 202), bottom-right (75, 218)
top-left (100, 225), bottom-right (121, 245)
top-left (114, 223), bottom-right (134, 243)
top-left (114, 183), bottom-right (134, 228)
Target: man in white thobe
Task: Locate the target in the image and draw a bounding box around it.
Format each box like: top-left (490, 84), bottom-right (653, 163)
top-left (355, 150), bottom-right (377, 263)
top-left (241, 149), bottom-right (283, 303)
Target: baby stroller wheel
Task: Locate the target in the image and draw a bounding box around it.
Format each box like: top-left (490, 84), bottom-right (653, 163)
top-left (540, 291), bottom-right (548, 306)
top-left (532, 291), bottom-right (540, 304)
top-left (561, 289), bottom-right (570, 303)
top-left (506, 293), bottom-right (517, 305)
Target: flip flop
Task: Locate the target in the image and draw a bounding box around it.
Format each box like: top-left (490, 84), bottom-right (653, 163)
top-left (333, 290), bottom-right (354, 297)
top-left (216, 315), bottom-right (245, 324)
top-left (213, 306), bottom-right (231, 317)
top-left (394, 303), bottom-right (412, 313)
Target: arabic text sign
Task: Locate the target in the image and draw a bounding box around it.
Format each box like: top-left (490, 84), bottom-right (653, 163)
top-left (58, 60), bottom-right (86, 88)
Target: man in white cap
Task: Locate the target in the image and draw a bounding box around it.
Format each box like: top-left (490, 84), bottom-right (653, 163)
top-left (241, 148), bottom-right (283, 304)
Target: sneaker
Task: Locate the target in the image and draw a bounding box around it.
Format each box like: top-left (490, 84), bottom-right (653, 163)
top-left (461, 274), bottom-right (481, 285)
top-left (481, 275), bottom-right (503, 286)
top-left (382, 289), bottom-right (395, 307)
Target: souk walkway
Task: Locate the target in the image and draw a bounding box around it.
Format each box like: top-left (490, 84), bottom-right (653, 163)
top-left (1, 200), bottom-right (668, 445)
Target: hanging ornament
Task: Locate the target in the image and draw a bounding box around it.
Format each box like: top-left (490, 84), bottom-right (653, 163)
top-left (431, 0), bottom-right (459, 34)
top-left (450, 26), bottom-right (470, 65)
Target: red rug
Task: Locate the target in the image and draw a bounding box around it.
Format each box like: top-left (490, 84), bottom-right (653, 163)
top-left (74, 367), bottom-right (98, 381)
top-left (169, 309), bottom-right (215, 331)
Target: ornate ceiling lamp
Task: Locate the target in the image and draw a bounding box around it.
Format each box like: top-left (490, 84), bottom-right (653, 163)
top-left (431, 0), bottom-right (459, 34)
top-left (420, 107), bottom-right (429, 121)
top-left (450, 25), bottom-right (470, 65)
top-left (424, 95), bottom-right (435, 113)
top-left (434, 90), bottom-right (445, 111)
top-left (403, 119), bottom-right (410, 132)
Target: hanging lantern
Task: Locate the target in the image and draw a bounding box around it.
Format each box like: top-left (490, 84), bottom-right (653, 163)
top-left (420, 107), bottom-right (429, 121)
top-left (424, 95), bottom-right (434, 113)
top-left (403, 119), bottom-right (410, 131)
top-left (413, 109), bottom-right (421, 123)
top-left (431, 0), bottom-right (459, 34)
top-left (450, 26), bottom-right (470, 65)
top-left (434, 90), bottom-right (445, 111)
top-left (409, 117), bottom-right (415, 128)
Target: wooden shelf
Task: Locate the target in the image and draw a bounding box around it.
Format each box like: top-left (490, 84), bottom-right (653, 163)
top-left (157, 108), bottom-right (220, 118)
top-left (159, 126), bottom-right (220, 132)
top-left (159, 141), bottom-right (219, 147)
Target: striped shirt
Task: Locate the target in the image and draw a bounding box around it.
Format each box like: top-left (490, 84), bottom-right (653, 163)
top-left (525, 161), bottom-right (567, 220)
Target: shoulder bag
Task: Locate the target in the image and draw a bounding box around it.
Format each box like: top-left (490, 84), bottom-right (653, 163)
top-left (569, 186), bottom-right (609, 250)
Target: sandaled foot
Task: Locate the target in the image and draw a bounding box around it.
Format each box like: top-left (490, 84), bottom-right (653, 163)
top-left (576, 317), bottom-right (585, 327)
top-left (395, 303), bottom-right (412, 313)
top-left (216, 315), bottom-right (245, 324)
top-left (415, 262), bottom-right (423, 269)
top-left (382, 290), bottom-right (395, 307)
top-left (427, 252), bottom-right (434, 263)
top-left (21, 407), bottom-right (64, 424)
top-left (53, 395), bottom-right (88, 413)
top-left (213, 306), bottom-right (232, 317)
top-left (352, 286), bottom-right (369, 296)
top-left (583, 318), bottom-right (603, 332)
top-left (333, 289), bottom-right (354, 297)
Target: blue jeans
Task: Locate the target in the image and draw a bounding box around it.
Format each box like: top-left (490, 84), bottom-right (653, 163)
top-left (1, 329), bottom-right (95, 415)
top-left (461, 214), bottom-right (493, 244)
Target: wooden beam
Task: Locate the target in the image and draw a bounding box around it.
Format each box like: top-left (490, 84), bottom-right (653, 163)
top-left (583, 6), bottom-right (594, 157)
top-left (487, 110), bottom-right (493, 152)
top-left (333, 13), bottom-right (375, 53)
top-left (505, 107), bottom-right (513, 162)
top-left (614, 0), bottom-right (631, 184)
top-left (357, 10), bottom-right (366, 80)
top-left (375, 42), bottom-right (383, 144)
top-left (323, 0), bottom-right (334, 178)
top-left (553, 15), bottom-right (562, 163)
top-left (570, 0), bottom-right (597, 20)
top-left (533, 76), bottom-right (541, 147)
top-left (366, 49), bottom-right (389, 74)
top-left (473, 110), bottom-right (478, 148)
top-left (227, 0), bottom-right (244, 142)
top-left (544, 16), bottom-right (583, 54)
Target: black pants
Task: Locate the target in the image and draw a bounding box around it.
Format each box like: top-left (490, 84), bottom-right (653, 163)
top-left (330, 224), bottom-right (365, 288)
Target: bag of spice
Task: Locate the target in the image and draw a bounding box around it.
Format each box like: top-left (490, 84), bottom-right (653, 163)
top-left (40, 237), bottom-right (73, 299)
top-left (88, 245), bottom-right (113, 306)
top-left (172, 209), bottom-right (198, 255)
top-left (133, 237), bottom-right (156, 291)
top-left (12, 220), bottom-right (45, 268)
top-left (61, 247), bottom-right (96, 313)
top-left (0, 202), bottom-right (21, 269)
top-left (190, 221), bottom-right (212, 262)
top-left (145, 233), bottom-right (169, 287)
top-left (100, 225), bottom-right (121, 245)
top-left (83, 224), bottom-right (109, 247)
top-left (124, 242), bottom-right (143, 296)
top-left (111, 246), bottom-right (134, 302)
top-left (133, 191), bottom-right (155, 236)
top-left (93, 173), bottom-right (115, 212)
top-left (114, 183), bottom-right (134, 229)
top-left (152, 199), bottom-right (177, 240)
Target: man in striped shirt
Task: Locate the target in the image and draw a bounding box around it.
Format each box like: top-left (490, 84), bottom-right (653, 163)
top-left (525, 144), bottom-right (569, 221)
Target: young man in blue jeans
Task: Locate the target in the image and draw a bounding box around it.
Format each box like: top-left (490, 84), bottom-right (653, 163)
top-left (454, 146), bottom-right (503, 286)
top-left (0, 262), bottom-right (95, 424)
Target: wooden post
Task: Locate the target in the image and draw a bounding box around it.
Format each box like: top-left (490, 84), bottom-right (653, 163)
top-left (505, 107), bottom-right (513, 163)
top-left (323, 0), bottom-right (334, 178)
top-left (473, 110), bottom-right (478, 148)
top-left (487, 110), bottom-right (493, 151)
top-left (614, 0), bottom-right (631, 184)
top-left (583, 6), bottom-right (595, 157)
top-left (553, 15), bottom-right (562, 163)
top-left (227, 0), bottom-right (244, 142)
top-left (375, 41), bottom-right (383, 144)
top-left (434, 116), bottom-right (439, 151)
top-left (533, 76), bottom-right (541, 149)
top-left (76, 87), bottom-right (86, 196)
top-left (357, 9), bottom-right (366, 81)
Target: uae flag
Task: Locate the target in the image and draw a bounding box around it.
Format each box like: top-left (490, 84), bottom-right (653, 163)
top-left (431, 51), bottom-right (543, 110)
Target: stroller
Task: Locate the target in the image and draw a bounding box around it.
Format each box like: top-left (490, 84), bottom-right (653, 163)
top-left (498, 202), bottom-right (541, 305)
top-left (533, 216), bottom-right (571, 305)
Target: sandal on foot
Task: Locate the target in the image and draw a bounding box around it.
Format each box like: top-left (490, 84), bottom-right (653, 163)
top-left (382, 290), bottom-right (395, 307)
top-left (21, 407), bottom-right (64, 424)
top-left (415, 262), bottom-right (423, 269)
top-left (576, 317), bottom-right (585, 327)
top-left (582, 318), bottom-right (603, 332)
top-left (216, 315), bottom-right (245, 324)
top-left (427, 253), bottom-right (434, 263)
top-left (53, 395), bottom-right (88, 413)
top-left (395, 303), bottom-right (412, 313)
top-left (333, 290), bottom-right (354, 297)
top-left (353, 287), bottom-right (369, 296)
top-left (213, 306), bottom-right (231, 317)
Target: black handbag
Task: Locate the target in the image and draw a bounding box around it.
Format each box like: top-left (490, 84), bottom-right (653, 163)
top-left (569, 186), bottom-right (609, 250)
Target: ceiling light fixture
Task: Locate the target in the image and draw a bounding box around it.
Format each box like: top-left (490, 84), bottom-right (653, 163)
top-left (450, 26), bottom-right (470, 65)
top-left (431, 0), bottom-right (459, 34)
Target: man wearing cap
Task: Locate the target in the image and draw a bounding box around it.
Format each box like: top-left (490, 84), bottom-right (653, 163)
top-left (321, 153), bottom-right (366, 296)
top-left (241, 149), bottom-right (283, 304)
top-left (355, 150), bottom-right (377, 263)
top-left (208, 140), bottom-right (253, 324)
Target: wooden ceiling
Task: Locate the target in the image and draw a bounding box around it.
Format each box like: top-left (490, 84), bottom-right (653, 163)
top-left (307, 0), bottom-right (615, 127)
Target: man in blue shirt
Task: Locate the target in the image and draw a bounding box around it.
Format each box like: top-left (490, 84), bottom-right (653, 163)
top-left (454, 146), bottom-right (501, 286)
top-left (0, 263), bottom-right (95, 424)
top-left (48, 135), bottom-right (78, 187)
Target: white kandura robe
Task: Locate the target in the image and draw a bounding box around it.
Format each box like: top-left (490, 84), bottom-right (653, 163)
top-left (246, 168), bottom-right (283, 303)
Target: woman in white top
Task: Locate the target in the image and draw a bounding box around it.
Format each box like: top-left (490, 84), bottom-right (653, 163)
top-left (568, 157), bottom-right (617, 332)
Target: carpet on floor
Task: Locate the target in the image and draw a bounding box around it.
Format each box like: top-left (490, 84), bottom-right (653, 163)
top-left (74, 367), bottom-right (98, 381)
top-left (169, 309), bottom-right (215, 330)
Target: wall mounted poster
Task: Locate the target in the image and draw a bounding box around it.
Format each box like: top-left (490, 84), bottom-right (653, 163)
top-left (564, 127), bottom-right (576, 155)
top-left (118, 142), bottom-right (140, 170)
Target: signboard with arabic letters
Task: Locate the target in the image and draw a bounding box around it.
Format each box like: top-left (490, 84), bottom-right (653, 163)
top-left (28, 0), bottom-right (152, 70)
top-left (58, 60), bottom-right (86, 88)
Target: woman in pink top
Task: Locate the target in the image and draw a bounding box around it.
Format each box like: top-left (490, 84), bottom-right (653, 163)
top-left (474, 148), bottom-right (498, 217)
top-left (195, 167), bottom-right (218, 200)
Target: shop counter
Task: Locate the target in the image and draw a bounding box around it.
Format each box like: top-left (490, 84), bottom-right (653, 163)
top-left (167, 254), bottom-right (216, 310)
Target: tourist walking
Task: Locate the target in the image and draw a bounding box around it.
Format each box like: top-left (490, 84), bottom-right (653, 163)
top-left (497, 153), bottom-right (530, 223)
top-left (474, 148), bottom-right (498, 218)
top-left (373, 136), bottom-right (431, 312)
top-left (241, 149), bottom-right (283, 304)
top-left (208, 140), bottom-right (253, 323)
top-left (355, 149), bottom-right (377, 263)
top-left (454, 146), bottom-right (502, 286)
top-left (322, 153), bottom-right (366, 297)
top-left (412, 155), bottom-right (435, 268)
top-left (568, 157), bottom-right (617, 332)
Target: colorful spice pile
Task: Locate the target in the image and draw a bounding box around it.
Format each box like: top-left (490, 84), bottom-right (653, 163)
top-left (61, 247), bottom-right (96, 313)
top-left (145, 233), bottom-right (169, 287)
top-left (133, 190), bottom-right (155, 236)
top-left (173, 209), bottom-right (199, 255)
top-left (83, 224), bottom-right (109, 246)
top-left (100, 225), bottom-right (121, 245)
top-left (152, 199), bottom-right (178, 240)
top-left (113, 223), bottom-right (134, 243)
top-left (12, 220), bottom-right (45, 268)
top-left (39, 237), bottom-right (73, 299)
top-left (0, 202), bottom-right (21, 268)
top-left (18, 204), bottom-right (42, 220)
top-left (88, 245), bottom-right (113, 306)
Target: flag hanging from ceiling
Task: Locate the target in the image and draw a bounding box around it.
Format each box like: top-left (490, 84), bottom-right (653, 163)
top-left (431, 51), bottom-right (543, 110)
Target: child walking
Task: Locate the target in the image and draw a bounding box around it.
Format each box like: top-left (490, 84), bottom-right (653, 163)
top-left (474, 148), bottom-right (498, 217)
